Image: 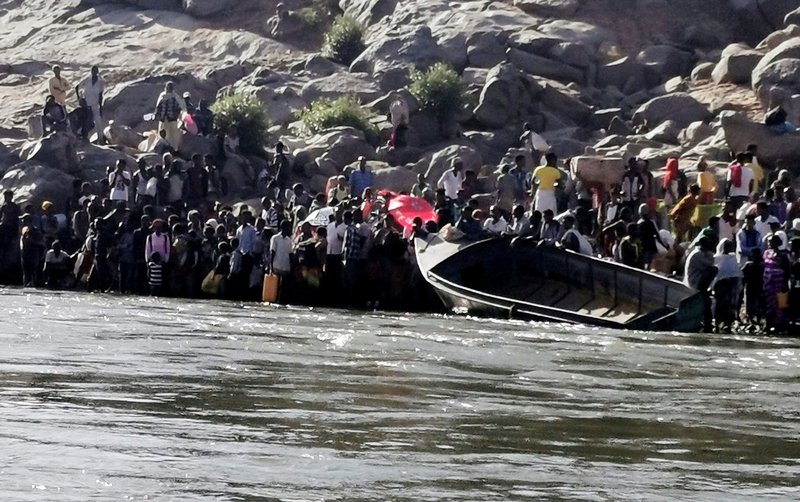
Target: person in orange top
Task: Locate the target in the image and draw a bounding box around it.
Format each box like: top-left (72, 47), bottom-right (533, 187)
top-left (669, 184), bottom-right (700, 242)
top-left (696, 157), bottom-right (717, 204)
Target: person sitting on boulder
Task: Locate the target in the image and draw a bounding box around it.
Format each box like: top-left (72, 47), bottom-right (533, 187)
top-left (192, 99), bottom-right (214, 136)
top-left (151, 129), bottom-right (174, 156)
top-left (765, 106), bottom-right (796, 135)
top-left (41, 95), bottom-right (68, 134)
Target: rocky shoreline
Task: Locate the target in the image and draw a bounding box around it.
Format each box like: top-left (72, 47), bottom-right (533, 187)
top-left (1, 0), bottom-right (799, 210)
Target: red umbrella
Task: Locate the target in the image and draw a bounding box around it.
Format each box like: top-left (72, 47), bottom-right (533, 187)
top-left (386, 194), bottom-right (437, 232)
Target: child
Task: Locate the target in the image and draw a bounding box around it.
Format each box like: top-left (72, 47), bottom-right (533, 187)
top-left (148, 251), bottom-right (164, 296)
top-left (740, 247), bottom-right (764, 329)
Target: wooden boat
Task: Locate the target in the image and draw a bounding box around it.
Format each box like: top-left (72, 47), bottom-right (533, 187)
top-left (415, 234), bottom-right (704, 332)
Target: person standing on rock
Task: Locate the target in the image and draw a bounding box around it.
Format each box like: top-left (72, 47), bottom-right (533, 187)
top-left (76, 65), bottom-right (106, 144)
top-left (48, 65), bottom-right (71, 107)
top-left (696, 157), bottom-right (717, 205)
top-left (154, 81), bottom-right (186, 151)
top-left (520, 122), bottom-right (549, 167)
top-left (388, 93), bottom-right (409, 148)
top-left (436, 159), bottom-right (464, 201)
top-left (350, 157), bottom-right (375, 202)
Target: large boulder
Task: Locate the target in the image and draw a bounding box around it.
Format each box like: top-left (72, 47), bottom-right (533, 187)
top-left (751, 38), bottom-right (800, 87)
top-left (507, 48), bottom-right (585, 84)
top-left (753, 58), bottom-right (800, 91)
top-left (350, 25), bottom-right (444, 79)
top-left (76, 144), bottom-right (137, 183)
top-left (18, 132), bottom-right (80, 174)
top-left (462, 129), bottom-right (518, 165)
top-left (466, 31), bottom-right (507, 69)
top-left (679, 121), bottom-right (714, 146)
top-left (756, 24), bottom-right (800, 50)
top-left (752, 58), bottom-right (800, 111)
top-left (539, 82), bottom-right (592, 125)
top-left (178, 133), bottom-right (219, 160)
top-left (512, 0), bottom-right (580, 16)
top-left (104, 121), bottom-right (144, 149)
top-left (301, 72), bottom-right (383, 103)
top-left (473, 63), bottom-right (542, 129)
top-left (340, 0), bottom-right (399, 25)
top-left (373, 165), bottom-right (418, 192)
top-left (293, 128), bottom-right (376, 172)
top-left (596, 56), bottom-right (648, 93)
top-left (720, 111), bottom-right (800, 167)
top-left (182, 0), bottom-right (233, 17)
top-left (711, 43), bottom-right (763, 85)
top-left (633, 93), bottom-right (711, 130)
top-left (304, 54), bottom-right (341, 77)
top-left (506, 30), bottom-right (562, 56)
top-left (691, 62), bottom-right (715, 83)
top-left (225, 68), bottom-right (307, 126)
top-left (419, 143), bottom-right (482, 183)
top-left (0, 161), bottom-right (75, 208)
top-left (644, 120), bottom-right (681, 145)
top-left (537, 20), bottom-right (616, 52)
top-left (636, 44), bottom-right (695, 81)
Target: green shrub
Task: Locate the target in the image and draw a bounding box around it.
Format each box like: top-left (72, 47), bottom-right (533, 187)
top-left (299, 96), bottom-right (375, 135)
top-left (409, 62), bottom-right (467, 123)
top-left (298, 7), bottom-right (323, 28)
top-left (323, 15), bottom-right (365, 65)
top-left (210, 93), bottom-right (270, 154)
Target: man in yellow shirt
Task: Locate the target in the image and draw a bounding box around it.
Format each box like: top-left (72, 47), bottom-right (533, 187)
top-left (696, 157), bottom-right (717, 204)
top-left (531, 152), bottom-right (561, 214)
top-left (745, 144), bottom-right (764, 193)
top-left (48, 65), bottom-right (71, 106)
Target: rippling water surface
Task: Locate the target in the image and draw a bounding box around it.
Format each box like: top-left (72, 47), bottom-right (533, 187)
top-left (1, 288), bottom-right (799, 500)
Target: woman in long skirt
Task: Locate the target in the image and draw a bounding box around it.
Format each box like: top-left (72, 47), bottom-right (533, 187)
top-left (763, 235), bottom-right (790, 331)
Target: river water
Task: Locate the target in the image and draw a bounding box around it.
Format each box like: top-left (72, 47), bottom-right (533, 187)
top-left (1, 288), bottom-right (799, 501)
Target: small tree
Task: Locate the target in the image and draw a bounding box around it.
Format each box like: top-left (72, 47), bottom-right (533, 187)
top-left (323, 15), bottom-right (366, 65)
top-left (299, 96), bottom-right (375, 135)
top-left (409, 62), bottom-right (467, 125)
top-left (211, 94), bottom-right (270, 155)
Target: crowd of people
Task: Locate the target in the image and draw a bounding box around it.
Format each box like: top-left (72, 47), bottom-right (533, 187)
top-left (3, 65), bottom-right (797, 334)
top-left (477, 139), bottom-right (798, 335)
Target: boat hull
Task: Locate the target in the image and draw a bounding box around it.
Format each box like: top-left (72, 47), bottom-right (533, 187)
top-left (415, 235), bottom-right (703, 332)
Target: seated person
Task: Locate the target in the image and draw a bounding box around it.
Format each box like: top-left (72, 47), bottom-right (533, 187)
top-left (192, 99), bottom-right (214, 136)
top-left (42, 95), bottom-right (68, 133)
